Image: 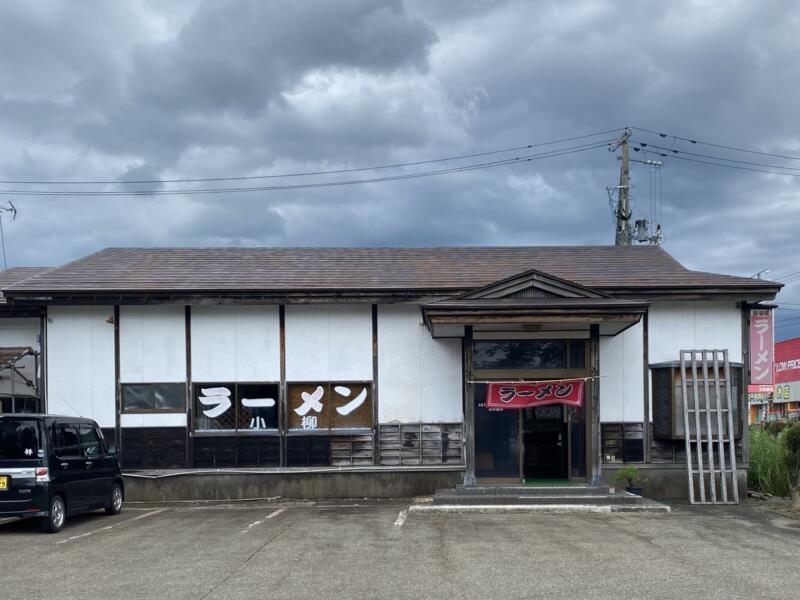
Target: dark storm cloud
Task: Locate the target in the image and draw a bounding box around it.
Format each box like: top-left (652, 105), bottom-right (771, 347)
top-left (1, 0), bottom-right (800, 337)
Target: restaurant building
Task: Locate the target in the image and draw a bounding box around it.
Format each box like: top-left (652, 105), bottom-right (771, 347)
top-left (0, 246), bottom-right (781, 499)
top-left (751, 337), bottom-right (800, 423)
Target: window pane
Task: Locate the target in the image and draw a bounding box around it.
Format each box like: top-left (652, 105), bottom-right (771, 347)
top-left (194, 383), bottom-right (236, 431)
top-left (79, 424), bottom-right (102, 457)
top-left (54, 425), bottom-right (80, 456)
top-left (474, 383), bottom-right (519, 478)
top-left (473, 341), bottom-right (567, 369)
top-left (155, 383), bottom-right (186, 411)
top-left (236, 384), bottom-right (279, 430)
top-left (569, 340), bottom-right (586, 369)
top-left (0, 419), bottom-right (40, 460)
top-left (123, 384), bottom-right (153, 411)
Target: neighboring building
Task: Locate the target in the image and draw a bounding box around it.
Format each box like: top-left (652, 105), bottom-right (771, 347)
top-left (0, 267), bottom-right (50, 414)
top-left (756, 337), bottom-right (800, 422)
top-left (0, 246), bottom-right (781, 498)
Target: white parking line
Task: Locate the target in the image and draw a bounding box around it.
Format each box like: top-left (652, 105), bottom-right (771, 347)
top-left (393, 509), bottom-right (408, 529)
top-left (56, 525), bottom-right (114, 544)
top-left (0, 517), bottom-right (19, 526)
top-left (241, 508), bottom-right (287, 534)
top-left (55, 508), bottom-right (167, 544)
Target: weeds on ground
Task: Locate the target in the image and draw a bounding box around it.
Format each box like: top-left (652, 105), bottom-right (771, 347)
top-left (748, 425), bottom-right (790, 497)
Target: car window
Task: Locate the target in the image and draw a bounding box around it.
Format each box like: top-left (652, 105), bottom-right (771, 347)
top-left (0, 419), bottom-right (40, 460)
top-left (52, 424), bottom-right (80, 457)
top-left (79, 424), bottom-right (102, 458)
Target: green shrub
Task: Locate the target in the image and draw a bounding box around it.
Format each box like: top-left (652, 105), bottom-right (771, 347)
top-left (614, 466), bottom-right (644, 487)
top-left (783, 422), bottom-right (800, 507)
top-left (766, 420), bottom-right (788, 437)
top-left (748, 425), bottom-right (790, 496)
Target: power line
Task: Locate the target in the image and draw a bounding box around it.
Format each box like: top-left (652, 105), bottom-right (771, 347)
top-left (630, 126), bottom-right (800, 161)
top-left (633, 142), bottom-right (800, 173)
top-left (0, 140), bottom-right (614, 198)
top-left (0, 129), bottom-right (624, 186)
top-left (653, 153), bottom-right (800, 178)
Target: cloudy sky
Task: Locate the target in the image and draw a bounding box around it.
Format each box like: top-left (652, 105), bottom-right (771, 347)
top-left (1, 1), bottom-right (799, 334)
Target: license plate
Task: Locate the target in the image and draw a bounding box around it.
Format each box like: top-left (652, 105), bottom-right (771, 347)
top-left (0, 476), bottom-right (7, 490)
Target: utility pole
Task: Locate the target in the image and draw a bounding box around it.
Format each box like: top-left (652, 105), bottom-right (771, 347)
top-left (609, 128), bottom-right (632, 246)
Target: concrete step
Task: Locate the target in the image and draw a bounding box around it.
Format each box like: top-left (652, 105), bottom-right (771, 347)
top-left (447, 485), bottom-right (612, 496)
top-left (410, 502), bottom-right (671, 515)
top-left (432, 493), bottom-right (641, 506)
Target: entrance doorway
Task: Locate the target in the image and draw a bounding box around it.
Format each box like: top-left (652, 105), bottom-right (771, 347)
top-left (522, 405), bottom-right (567, 480)
top-left (474, 384), bottom-right (578, 482)
top-left (471, 338), bottom-right (589, 483)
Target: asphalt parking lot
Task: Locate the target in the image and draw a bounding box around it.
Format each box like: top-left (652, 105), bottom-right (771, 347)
top-left (1, 499), bottom-right (799, 599)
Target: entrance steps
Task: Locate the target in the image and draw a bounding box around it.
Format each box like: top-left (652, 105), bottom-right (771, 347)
top-left (411, 484), bottom-right (670, 514)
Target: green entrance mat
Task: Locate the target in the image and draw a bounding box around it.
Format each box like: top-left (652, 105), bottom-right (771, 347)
top-left (521, 479), bottom-right (580, 487)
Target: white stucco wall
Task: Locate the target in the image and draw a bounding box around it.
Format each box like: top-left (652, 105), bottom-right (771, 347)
top-left (648, 301), bottom-right (742, 364)
top-left (0, 317), bottom-right (39, 348)
top-left (191, 305), bottom-right (280, 382)
top-left (120, 305), bottom-right (186, 383)
top-left (46, 306), bottom-right (115, 426)
top-left (285, 305), bottom-right (373, 381)
top-left (600, 320), bottom-right (644, 422)
top-left (647, 300), bottom-right (743, 422)
top-left (377, 305), bottom-right (463, 423)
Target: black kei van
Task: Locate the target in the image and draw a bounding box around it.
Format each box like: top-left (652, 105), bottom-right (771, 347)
top-left (0, 414), bottom-right (123, 533)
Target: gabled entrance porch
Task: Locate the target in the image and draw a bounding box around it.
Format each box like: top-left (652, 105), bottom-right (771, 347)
top-left (422, 268), bottom-right (648, 487)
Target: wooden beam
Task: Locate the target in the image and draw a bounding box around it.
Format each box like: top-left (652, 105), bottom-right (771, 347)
top-left (642, 311), bottom-right (650, 463)
top-left (113, 305), bottom-right (121, 461)
top-left (372, 304), bottom-right (379, 465)
top-left (184, 305), bottom-right (192, 469)
top-left (590, 324), bottom-right (601, 486)
top-left (463, 325), bottom-right (476, 486)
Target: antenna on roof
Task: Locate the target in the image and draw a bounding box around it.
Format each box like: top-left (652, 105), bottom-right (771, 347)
top-left (0, 201), bottom-right (19, 270)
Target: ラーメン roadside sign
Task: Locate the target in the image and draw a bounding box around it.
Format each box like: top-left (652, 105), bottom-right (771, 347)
top-left (748, 309), bottom-right (774, 393)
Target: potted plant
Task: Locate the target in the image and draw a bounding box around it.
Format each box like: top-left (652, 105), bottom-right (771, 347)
top-left (615, 466), bottom-right (645, 496)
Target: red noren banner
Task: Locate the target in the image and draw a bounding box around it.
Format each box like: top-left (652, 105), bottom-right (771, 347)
top-left (485, 379), bottom-right (585, 409)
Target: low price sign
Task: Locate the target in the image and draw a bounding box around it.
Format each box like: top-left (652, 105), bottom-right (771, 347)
top-left (485, 379), bottom-right (585, 409)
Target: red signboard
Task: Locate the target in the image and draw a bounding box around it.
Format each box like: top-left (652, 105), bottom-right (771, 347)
top-left (749, 309), bottom-right (774, 392)
top-left (774, 337), bottom-right (800, 384)
top-left (485, 379), bottom-right (585, 409)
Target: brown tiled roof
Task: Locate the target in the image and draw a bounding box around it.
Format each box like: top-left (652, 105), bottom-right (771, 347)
top-left (0, 267), bottom-right (52, 289)
top-left (0, 267), bottom-right (53, 304)
top-left (2, 246), bottom-right (781, 296)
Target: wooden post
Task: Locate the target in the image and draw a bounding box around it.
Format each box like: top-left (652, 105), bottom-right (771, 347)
top-left (372, 304), bottom-right (379, 465)
top-left (184, 305), bottom-right (193, 468)
top-left (279, 305), bottom-right (287, 467)
top-left (642, 312), bottom-right (650, 463)
top-left (741, 305), bottom-right (750, 463)
top-left (463, 325), bottom-right (476, 486)
top-left (113, 305), bottom-right (121, 459)
top-left (590, 324), bottom-right (602, 486)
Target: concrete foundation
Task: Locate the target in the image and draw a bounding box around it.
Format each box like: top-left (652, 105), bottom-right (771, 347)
top-left (602, 463), bottom-right (748, 500)
top-left (123, 466), bottom-right (465, 502)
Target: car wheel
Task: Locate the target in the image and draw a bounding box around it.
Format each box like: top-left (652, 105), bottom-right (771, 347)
top-left (105, 483), bottom-right (123, 515)
top-left (41, 495), bottom-right (66, 533)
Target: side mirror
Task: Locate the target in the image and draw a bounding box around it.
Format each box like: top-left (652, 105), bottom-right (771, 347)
top-left (107, 444), bottom-right (118, 456)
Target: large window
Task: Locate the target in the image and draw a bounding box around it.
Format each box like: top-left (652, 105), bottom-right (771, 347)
top-left (0, 396), bottom-right (42, 414)
top-left (194, 383), bottom-right (280, 432)
top-left (287, 382), bottom-right (373, 432)
top-left (651, 364), bottom-right (742, 440)
top-left (473, 340), bottom-right (586, 370)
top-left (122, 383), bottom-right (186, 413)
